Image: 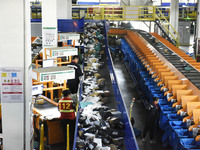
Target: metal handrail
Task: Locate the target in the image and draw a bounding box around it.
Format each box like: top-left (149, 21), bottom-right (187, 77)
top-left (72, 5), bottom-right (181, 46)
top-left (155, 7), bottom-right (180, 47)
top-left (72, 5), bottom-right (197, 21)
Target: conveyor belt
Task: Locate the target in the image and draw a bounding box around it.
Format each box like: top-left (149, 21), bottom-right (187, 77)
top-left (135, 30), bottom-right (200, 90)
top-left (74, 21), bottom-right (138, 150)
top-left (34, 100), bottom-right (56, 110)
top-left (34, 100), bottom-right (60, 119)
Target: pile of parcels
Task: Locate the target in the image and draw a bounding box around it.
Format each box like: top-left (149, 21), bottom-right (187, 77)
top-left (84, 22), bottom-right (105, 58)
top-left (75, 22), bottom-right (125, 150)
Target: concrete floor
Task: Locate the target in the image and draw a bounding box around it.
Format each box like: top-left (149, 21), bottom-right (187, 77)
top-left (113, 58), bottom-right (171, 150)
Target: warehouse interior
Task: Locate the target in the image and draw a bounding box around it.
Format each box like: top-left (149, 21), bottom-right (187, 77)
top-left (0, 0), bottom-right (200, 150)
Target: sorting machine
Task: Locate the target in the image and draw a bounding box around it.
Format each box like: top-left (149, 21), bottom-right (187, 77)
top-left (109, 28), bottom-right (200, 149)
top-left (31, 20), bottom-right (139, 149)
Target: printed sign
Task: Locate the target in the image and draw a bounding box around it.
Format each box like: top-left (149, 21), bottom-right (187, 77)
top-left (52, 48), bottom-right (78, 58)
top-left (1, 68), bottom-right (24, 103)
top-left (43, 27), bottom-right (57, 47)
top-left (32, 84), bottom-right (43, 96)
top-left (40, 70), bottom-right (75, 82)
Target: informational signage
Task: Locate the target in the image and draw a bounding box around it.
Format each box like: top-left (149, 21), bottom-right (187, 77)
top-left (52, 49), bottom-right (78, 58)
top-left (1, 68), bottom-right (24, 103)
top-left (153, 0), bottom-right (161, 6)
top-left (32, 84), bottom-right (43, 96)
top-left (43, 59), bottom-right (54, 68)
top-left (58, 33), bottom-right (80, 41)
top-left (40, 70), bottom-right (75, 82)
top-left (45, 47), bottom-right (78, 59)
top-left (43, 27), bottom-right (57, 47)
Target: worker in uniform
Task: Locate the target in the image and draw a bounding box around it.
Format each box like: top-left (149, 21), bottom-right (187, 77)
top-left (67, 55), bottom-right (83, 97)
top-left (142, 97), bottom-right (160, 144)
top-left (59, 90), bottom-right (76, 150)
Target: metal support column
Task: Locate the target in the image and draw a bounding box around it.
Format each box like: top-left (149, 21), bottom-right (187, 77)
top-left (0, 0), bottom-right (32, 149)
top-left (170, 0), bottom-right (179, 39)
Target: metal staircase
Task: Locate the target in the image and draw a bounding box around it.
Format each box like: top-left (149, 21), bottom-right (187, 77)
top-left (154, 7), bottom-right (180, 47)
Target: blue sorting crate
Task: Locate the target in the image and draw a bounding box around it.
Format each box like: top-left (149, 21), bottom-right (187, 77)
top-left (169, 121), bottom-right (187, 129)
top-left (159, 99), bottom-right (168, 105)
top-left (161, 114), bottom-right (183, 147)
top-left (159, 108), bottom-right (173, 129)
top-left (159, 99), bottom-right (172, 106)
top-left (180, 138), bottom-right (200, 150)
top-left (167, 121), bottom-right (186, 148)
top-left (161, 105), bottom-right (176, 112)
top-left (167, 113), bottom-right (183, 121)
top-left (167, 114), bottom-right (183, 146)
top-left (174, 129), bottom-right (193, 150)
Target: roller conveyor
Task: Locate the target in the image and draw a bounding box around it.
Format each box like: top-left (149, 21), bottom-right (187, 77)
top-left (136, 30), bottom-right (200, 90)
top-left (33, 96), bottom-right (59, 119)
top-left (34, 100), bottom-right (56, 110)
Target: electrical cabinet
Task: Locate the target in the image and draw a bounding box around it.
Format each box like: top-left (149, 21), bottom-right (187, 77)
top-left (178, 21), bottom-right (191, 45)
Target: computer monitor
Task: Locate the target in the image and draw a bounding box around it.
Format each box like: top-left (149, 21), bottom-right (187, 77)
top-left (32, 84), bottom-right (43, 96)
top-left (43, 59), bottom-right (54, 68)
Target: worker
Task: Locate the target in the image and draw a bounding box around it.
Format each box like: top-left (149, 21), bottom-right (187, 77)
top-left (58, 90), bottom-right (76, 150)
top-left (142, 97), bottom-right (159, 144)
top-left (67, 55), bottom-right (83, 95)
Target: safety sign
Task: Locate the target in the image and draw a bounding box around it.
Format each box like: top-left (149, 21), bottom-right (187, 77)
top-left (43, 27), bottom-right (57, 47)
top-left (1, 68), bottom-right (24, 103)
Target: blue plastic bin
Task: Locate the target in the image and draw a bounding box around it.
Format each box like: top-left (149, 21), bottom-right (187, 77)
top-left (174, 129), bottom-right (192, 150)
top-left (179, 138), bottom-right (200, 150)
top-left (167, 113), bottom-right (183, 121)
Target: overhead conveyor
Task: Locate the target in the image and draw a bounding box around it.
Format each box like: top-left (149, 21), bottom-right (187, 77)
top-left (109, 28), bottom-right (200, 149)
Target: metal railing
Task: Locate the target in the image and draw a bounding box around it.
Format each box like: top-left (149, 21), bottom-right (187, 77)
top-left (72, 5), bottom-right (182, 47)
top-left (72, 5), bottom-right (197, 21)
top-left (154, 7), bottom-right (180, 47)
top-left (72, 5), bottom-right (156, 21)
